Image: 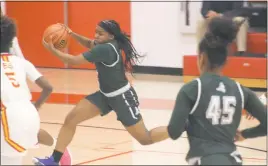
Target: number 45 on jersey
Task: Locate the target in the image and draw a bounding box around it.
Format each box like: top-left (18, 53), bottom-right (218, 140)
top-left (206, 82), bottom-right (236, 125)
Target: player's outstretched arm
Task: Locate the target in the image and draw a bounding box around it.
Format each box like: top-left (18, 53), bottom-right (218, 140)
top-left (167, 89), bottom-right (192, 140)
top-left (58, 23), bottom-right (95, 49)
top-left (43, 37), bottom-right (113, 66)
top-left (70, 31), bottom-right (96, 50)
top-left (239, 87), bottom-right (267, 140)
top-left (148, 86), bottom-right (193, 143)
top-left (43, 37), bottom-right (89, 65)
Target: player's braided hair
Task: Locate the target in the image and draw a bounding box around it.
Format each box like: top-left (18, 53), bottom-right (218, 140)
top-left (198, 17), bottom-right (245, 69)
top-left (98, 20), bottom-right (143, 72)
top-left (0, 16), bottom-right (16, 53)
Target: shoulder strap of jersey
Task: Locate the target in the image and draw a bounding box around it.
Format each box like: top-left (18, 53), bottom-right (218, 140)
top-left (235, 82), bottom-right (245, 109)
top-left (189, 78), bottom-right (202, 115)
top-left (101, 43), bottom-right (120, 67)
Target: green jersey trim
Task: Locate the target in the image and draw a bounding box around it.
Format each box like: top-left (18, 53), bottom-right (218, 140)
top-left (100, 82), bottom-right (131, 97)
top-left (101, 43), bottom-right (120, 67)
top-left (189, 78), bottom-right (202, 115)
top-left (235, 82), bottom-right (245, 109)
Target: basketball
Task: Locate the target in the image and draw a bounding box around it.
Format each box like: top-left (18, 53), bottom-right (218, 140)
top-left (43, 24), bottom-right (70, 50)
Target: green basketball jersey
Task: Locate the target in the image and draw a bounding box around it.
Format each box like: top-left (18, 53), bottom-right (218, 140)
top-left (167, 72), bottom-right (267, 161)
top-left (83, 40), bottom-right (128, 94)
top-left (186, 73), bottom-right (243, 159)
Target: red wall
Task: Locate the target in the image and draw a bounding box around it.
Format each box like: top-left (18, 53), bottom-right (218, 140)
top-left (6, 2), bottom-right (131, 69)
top-left (6, 2), bottom-right (65, 68)
top-left (67, 2), bottom-right (131, 69)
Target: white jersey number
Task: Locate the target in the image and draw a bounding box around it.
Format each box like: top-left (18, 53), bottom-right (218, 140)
top-left (206, 95), bottom-right (236, 125)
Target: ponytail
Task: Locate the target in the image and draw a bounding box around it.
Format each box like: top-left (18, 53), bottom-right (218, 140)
top-left (199, 17), bottom-right (243, 69)
top-left (98, 20), bottom-right (143, 72)
top-left (116, 32), bottom-right (143, 71)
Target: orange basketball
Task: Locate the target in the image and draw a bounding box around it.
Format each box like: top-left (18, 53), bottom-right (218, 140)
top-left (43, 24), bottom-right (70, 50)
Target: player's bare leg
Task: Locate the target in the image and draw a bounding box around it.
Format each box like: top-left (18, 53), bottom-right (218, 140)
top-left (33, 99), bottom-right (101, 165)
top-left (125, 118), bottom-right (169, 145)
top-left (38, 129), bottom-right (54, 146)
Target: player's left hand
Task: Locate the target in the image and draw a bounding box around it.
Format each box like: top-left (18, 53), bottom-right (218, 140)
top-left (42, 36), bottom-right (55, 51)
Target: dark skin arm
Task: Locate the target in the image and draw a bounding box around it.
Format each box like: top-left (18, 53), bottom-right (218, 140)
top-left (150, 88), bottom-right (192, 142)
top-left (34, 77), bottom-right (55, 146)
top-left (43, 36), bottom-right (111, 65)
top-left (43, 37), bottom-right (89, 65)
top-left (59, 23), bottom-right (95, 50)
top-left (33, 76), bottom-right (53, 109)
top-left (167, 89), bottom-right (192, 140)
top-left (0, 79), bottom-right (52, 110)
top-left (70, 31), bottom-right (96, 50)
top-left (236, 88), bottom-right (267, 141)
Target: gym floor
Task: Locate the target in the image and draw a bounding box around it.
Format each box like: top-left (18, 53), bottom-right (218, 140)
top-left (23, 68), bottom-right (266, 165)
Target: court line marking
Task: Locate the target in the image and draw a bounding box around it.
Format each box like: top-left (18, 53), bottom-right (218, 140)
top-left (93, 140), bottom-right (132, 151)
top-left (74, 150), bottom-right (133, 165)
top-left (40, 122), bottom-right (265, 164)
top-left (133, 150), bottom-right (266, 161)
top-left (95, 144), bottom-right (266, 162)
top-left (74, 149), bottom-right (265, 165)
top-left (41, 121), bottom-right (267, 153)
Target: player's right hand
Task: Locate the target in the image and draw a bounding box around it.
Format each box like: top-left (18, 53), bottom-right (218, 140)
top-left (57, 23), bottom-right (72, 34)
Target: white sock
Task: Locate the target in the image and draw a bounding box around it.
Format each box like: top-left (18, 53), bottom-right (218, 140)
top-left (52, 138), bottom-right (57, 147)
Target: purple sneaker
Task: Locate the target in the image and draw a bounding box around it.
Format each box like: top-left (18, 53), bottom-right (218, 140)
top-left (32, 156), bottom-right (59, 166)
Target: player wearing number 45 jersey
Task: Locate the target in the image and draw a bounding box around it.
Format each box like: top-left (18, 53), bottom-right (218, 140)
top-left (155, 17), bottom-right (267, 165)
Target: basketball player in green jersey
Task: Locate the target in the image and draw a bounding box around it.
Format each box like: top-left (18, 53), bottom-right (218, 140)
top-left (158, 17), bottom-right (267, 165)
top-left (34, 20), bottom-right (167, 165)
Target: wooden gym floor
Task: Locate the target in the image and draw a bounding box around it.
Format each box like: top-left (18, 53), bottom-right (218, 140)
top-left (22, 68), bottom-right (266, 165)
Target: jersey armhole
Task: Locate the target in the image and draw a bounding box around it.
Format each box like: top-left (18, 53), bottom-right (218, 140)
top-left (24, 60), bottom-right (42, 82)
top-left (235, 82), bottom-right (245, 109)
top-left (101, 43), bottom-right (120, 67)
top-left (189, 78), bottom-right (201, 115)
